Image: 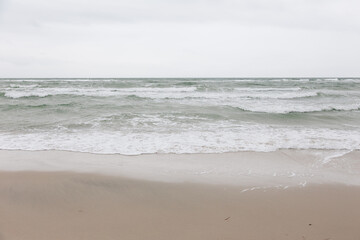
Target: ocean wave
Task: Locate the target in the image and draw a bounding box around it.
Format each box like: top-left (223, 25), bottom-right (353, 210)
top-left (1, 89), bottom-right (357, 105)
top-left (1, 78), bottom-right (118, 82)
top-left (0, 102), bottom-right (76, 111)
top-left (8, 84), bottom-right (39, 88)
top-left (115, 87), bottom-right (197, 92)
top-left (341, 79), bottom-right (360, 83)
top-left (1, 78), bottom-right (359, 101)
top-left (0, 87), bottom-right (197, 99)
top-left (0, 88), bottom-right (331, 100)
top-left (236, 91), bottom-right (319, 99)
top-left (229, 103), bottom-right (360, 114)
top-left (0, 125), bottom-right (359, 154)
top-left (175, 81), bottom-right (197, 86)
top-left (322, 78), bottom-right (339, 81)
top-left (235, 87), bottom-right (302, 91)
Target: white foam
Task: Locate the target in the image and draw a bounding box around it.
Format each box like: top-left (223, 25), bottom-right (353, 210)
top-left (321, 150), bottom-right (353, 165)
top-left (233, 90), bottom-right (318, 99)
top-left (1, 87), bottom-right (197, 98)
top-left (176, 96), bottom-right (360, 113)
top-left (0, 124), bottom-right (359, 155)
top-left (2, 85), bottom-right (358, 104)
top-left (235, 87), bottom-right (302, 91)
top-left (342, 79), bottom-right (360, 83)
top-left (227, 100), bottom-right (360, 113)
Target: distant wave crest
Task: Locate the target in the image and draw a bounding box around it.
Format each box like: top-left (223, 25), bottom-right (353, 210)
top-left (231, 103), bottom-right (360, 114)
top-left (1, 87), bottom-right (355, 100)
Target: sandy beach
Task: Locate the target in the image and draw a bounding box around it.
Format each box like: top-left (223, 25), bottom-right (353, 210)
top-left (0, 171), bottom-right (359, 240)
top-left (0, 150), bottom-right (360, 239)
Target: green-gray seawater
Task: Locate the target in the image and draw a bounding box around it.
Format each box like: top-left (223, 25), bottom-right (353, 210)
top-left (0, 78), bottom-right (359, 154)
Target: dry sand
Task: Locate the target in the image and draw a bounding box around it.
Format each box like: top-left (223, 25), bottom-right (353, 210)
top-left (0, 171), bottom-right (360, 240)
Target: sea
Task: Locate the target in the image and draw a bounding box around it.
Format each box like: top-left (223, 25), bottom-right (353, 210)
top-left (0, 78), bottom-right (359, 155)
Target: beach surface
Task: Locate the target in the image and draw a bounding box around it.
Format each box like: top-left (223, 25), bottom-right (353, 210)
top-left (0, 150), bottom-right (360, 239)
top-left (1, 149), bottom-right (360, 186)
top-left (0, 171), bottom-right (360, 240)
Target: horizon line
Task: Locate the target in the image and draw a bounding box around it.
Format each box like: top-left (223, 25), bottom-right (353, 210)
top-left (0, 77), bottom-right (359, 79)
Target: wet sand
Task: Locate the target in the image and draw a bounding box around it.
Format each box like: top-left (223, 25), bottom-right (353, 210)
top-left (1, 149), bottom-right (360, 186)
top-left (1, 171), bottom-right (360, 240)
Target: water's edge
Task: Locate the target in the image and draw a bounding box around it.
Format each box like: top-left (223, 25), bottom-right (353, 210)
top-left (1, 149), bottom-right (359, 187)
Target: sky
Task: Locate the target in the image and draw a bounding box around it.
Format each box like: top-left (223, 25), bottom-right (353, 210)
top-left (0, 0), bottom-right (360, 77)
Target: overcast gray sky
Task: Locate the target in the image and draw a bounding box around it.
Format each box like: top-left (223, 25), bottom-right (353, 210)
top-left (0, 0), bottom-right (359, 77)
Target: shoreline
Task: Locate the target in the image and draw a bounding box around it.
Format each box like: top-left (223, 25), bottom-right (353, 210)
top-left (1, 171), bottom-right (360, 240)
top-left (1, 149), bottom-right (359, 187)
top-left (1, 147), bottom-right (358, 155)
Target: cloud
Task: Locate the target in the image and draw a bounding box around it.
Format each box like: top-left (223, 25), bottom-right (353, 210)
top-left (3, 0), bottom-right (360, 30)
top-left (0, 0), bottom-right (360, 77)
